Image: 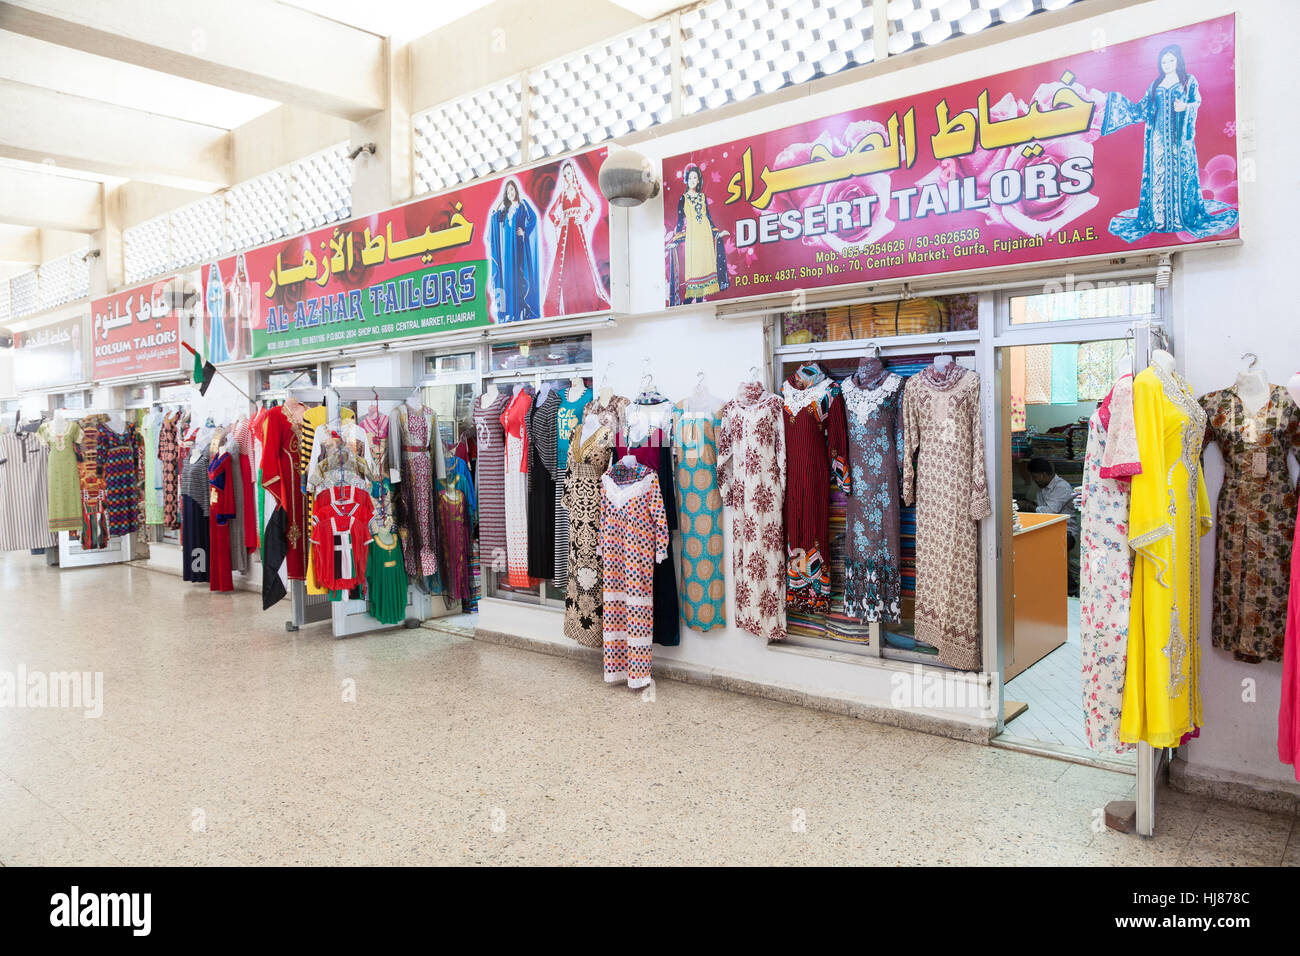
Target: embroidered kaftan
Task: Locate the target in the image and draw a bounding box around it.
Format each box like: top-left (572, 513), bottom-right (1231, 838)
top-left (501, 388), bottom-right (536, 588)
top-left (842, 362), bottom-right (904, 624)
top-left (901, 364), bottom-right (991, 670)
top-left (562, 421), bottom-right (613, 647)
top-left (718, 382), bottom-right (787, 642)
top-left (1120, 365), bottom-right (1212, 748)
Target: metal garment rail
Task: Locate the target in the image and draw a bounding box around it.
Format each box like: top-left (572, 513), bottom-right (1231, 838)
top-left (283, 385), bottom-right (433, 638)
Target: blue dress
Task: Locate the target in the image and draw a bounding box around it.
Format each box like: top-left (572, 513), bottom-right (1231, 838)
top-left (673, 401), bottom-right (726, 631)
top-left (1100, 75), bottom-right (1238, 242)
top-left (488, 200), bottom-right (540, 322)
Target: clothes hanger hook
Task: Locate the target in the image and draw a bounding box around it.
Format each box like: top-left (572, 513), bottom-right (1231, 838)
top-left (1242, 352), bottom-right (1258, 370)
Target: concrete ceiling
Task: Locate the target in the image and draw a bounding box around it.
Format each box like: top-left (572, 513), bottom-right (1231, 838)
top-left (0, 0), bottom-right (497, 251)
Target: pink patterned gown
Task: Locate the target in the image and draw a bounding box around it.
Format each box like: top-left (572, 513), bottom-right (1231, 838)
top-left (600, 461), bottom-right (669, 688)
top-left (1280, 498), bottom-right (1300, 781)
top-left (1079, 375), bottom-right (1141, 755)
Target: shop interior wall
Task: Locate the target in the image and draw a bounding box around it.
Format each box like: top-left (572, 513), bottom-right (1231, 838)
top-left (1175, 0), bottom-right (1298, 791)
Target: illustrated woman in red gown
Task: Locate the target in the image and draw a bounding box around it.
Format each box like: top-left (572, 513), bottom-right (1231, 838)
top-left (542, 160), bottom-right (610, 317)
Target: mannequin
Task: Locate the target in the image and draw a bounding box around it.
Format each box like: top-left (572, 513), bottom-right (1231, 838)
top-left (581, 411), bottom-right (602, 445)
top-left (1234, 356), bottom-right (1271, 416)
top-left (1289, 372), bottom-right (1300, 408)
top-left (685, 372), bottom-right (723, 413)
top-left (1150, 348), bottom-right (1176, 377)
top-left (479, 391), bottom-right (497, 409)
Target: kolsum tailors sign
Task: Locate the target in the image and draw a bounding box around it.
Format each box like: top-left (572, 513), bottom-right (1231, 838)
top-left (662, 15), bottom-right (1239, 306)
top-left (200, 147), bottom-right (612, 362)
top-left (13, 318), bottom-right (85, 391)
top-left (90, 277), bottom-right (184, 379)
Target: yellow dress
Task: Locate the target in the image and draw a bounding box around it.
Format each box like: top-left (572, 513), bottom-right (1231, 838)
top-left (1120, 365), bottom-right (1212, 747)
top-left (683, 194), bottom-right (720, 298)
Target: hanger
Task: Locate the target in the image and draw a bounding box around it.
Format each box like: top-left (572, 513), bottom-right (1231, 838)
top-left (933, 336), bottom-right (953, 370)
top-left (598, 361), bottom-right (615, 405)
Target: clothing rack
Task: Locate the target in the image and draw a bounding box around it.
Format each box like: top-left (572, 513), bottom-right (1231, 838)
top-left (284, 384), bottom-right (435, 639)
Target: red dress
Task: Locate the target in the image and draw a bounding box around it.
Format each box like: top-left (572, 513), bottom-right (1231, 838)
top-left (543, 187), bottom-right (608, 317)
top-left (782, 365), bottom-right (851, 613)
top-left (309, 485), bottom-right (374, 592)
top-left (208, 451), bottom-right (236, 593)
top-left (260, 406), bottom-right (307, 580)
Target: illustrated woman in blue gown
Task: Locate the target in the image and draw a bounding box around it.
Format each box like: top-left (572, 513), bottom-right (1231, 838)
top-left (206, 260), bottom-right (229, 363)
top-left (487, 178), bottom-right (540, 323)
top-left (1100, 43), bottom-right (1238, 242)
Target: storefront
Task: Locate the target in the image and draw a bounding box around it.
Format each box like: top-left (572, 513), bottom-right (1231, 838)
top-left (7, 0), bottom-right (1294, 815)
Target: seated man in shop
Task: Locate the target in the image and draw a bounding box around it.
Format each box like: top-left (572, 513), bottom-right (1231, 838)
top-left (1027, 457), bottom-right (1079, 596)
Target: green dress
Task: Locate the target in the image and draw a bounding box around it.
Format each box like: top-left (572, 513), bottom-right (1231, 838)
top-left (366, 531), bottom-right (408, 625)
top-left (38, 420), bottom-right (83, 533)
top-left (673, 402), bottom-right (727, 630)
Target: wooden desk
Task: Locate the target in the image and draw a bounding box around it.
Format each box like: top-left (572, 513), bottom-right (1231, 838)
top-left (1006, 512), bottom-right (1069, 681)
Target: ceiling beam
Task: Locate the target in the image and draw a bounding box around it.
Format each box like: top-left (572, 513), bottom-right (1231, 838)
top-left (0, 0), bottom-right (387, 122)
top-left (0, 227), bottom-right (40, 266)
top-left (0, 166), bottom-right (103, 232)
top-left (0, 80), bottom-right (231, 192)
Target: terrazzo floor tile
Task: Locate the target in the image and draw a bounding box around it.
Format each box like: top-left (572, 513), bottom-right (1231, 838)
top-left (0, 553), bottom-right (1294, 866)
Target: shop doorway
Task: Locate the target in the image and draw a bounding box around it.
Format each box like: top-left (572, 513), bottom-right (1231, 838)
top-left (992, 278), bottom-right (1159, 765)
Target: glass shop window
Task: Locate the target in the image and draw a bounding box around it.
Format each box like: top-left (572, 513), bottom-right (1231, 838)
top-left (1008, 280), bottom-right (1155, 325)
top-left (778, 292), bottom-right (977, 346)
top-left (423, 350), bottom-right (477, 376)
top-left (329, 363), bottom-right (357, 387)
top-left (258, 366), bottom-right (317, 393)
top-left (158, 381), bottom-right (193, 403)
top-left (60, 390), bottom-right (87, 410)
top-left (489, 334), bottom-right (592, 372)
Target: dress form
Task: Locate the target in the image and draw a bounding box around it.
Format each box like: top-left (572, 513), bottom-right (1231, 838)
top-left (1150, 349), bottom-right (1176, 376)
top-left (1235, 367), bottom-right (1271, 415)
top-left (1288, 373), bottom-right (1300, 408)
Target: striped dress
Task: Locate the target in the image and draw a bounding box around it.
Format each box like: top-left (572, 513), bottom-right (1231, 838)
top-left (0, 432), bottom-right (56, 551)
top-left (473, 392), bottom-right (510, 577)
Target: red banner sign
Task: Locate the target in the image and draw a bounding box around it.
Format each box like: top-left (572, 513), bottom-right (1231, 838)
top-left (90, 276), bottom-right (185, 379)
top-left (663, 15), bottom-right (1239, 306)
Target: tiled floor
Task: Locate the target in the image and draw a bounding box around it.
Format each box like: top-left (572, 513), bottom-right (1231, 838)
top-left (0, 553), bottom-right (1295, 866)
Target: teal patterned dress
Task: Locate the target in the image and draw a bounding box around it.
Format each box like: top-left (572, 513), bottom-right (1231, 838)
top-left (673, 401), bottom-right (726, 631)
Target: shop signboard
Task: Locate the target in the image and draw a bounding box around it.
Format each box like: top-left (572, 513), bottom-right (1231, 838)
top-left (662, 15), bottom-right (1239, 306)
top-left (199, 148), bottom-right (611, 363)
top-left (90, 275), bottom-right (186, 379)
top-left (13, 317), bottom-right (86, 391)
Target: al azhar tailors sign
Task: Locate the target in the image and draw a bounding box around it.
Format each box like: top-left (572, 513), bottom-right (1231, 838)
top-left (663, 16), bottom-right (1240, 306)
top-left (200, 148), bottom-right (611, 363)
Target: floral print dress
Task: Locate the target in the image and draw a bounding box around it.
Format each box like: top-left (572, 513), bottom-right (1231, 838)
top-left (841, 361), bottom-right (904, 624)
top-left (1200, 385), bottom-right (1300, 662)
top-left (1079, 374), bottom-right (1140, 755)
top-left (718, 382), bottom-right (787, 642)
top-left (901, 364), bottom-right (991, 670)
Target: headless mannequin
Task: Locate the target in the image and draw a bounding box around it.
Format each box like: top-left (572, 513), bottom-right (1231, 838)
top-left (932, 351), bottom-right (952, 370)
top-left (1235, 364), bottom-right (1271, 416)
top-left (1150, 348), bottom-right (1176, 377)
top-left (1288, 373), bottom-right (1300, 408)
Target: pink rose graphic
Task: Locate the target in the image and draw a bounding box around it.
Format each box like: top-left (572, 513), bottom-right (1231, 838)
top-left (767, 121), bottom-right (896, 254)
